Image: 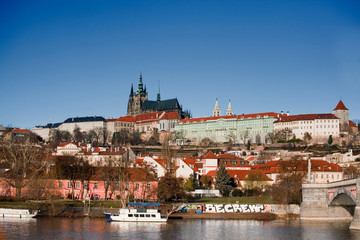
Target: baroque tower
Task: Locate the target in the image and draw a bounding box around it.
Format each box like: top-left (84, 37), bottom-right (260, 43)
top-left (226, 100), bottom-right (233, 116)
top-left (213, 99), bottom-right (221, 117)
top-left (127, 73), bottom-right (148, 116)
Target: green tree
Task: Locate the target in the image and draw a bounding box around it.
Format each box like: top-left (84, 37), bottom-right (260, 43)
top-left (181, 174), bottom-right (197, 191)
top-left (247, 140), bottom-right (251, 150)
top-left (215, 164), bottom-right (233, 196)
top-left (328, 135), bottom-right (333, 145)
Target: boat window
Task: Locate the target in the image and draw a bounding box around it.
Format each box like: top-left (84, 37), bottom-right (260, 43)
top-left (134, 214), bottom-right (139, 217)
top-left (128, 214), bottom-right (133, 217)
top-left (140, 214), bottom-right (144, 218)
top-left (146, 214), bottom-right (150, 218)
top-left (151, 214), bottom-right (156, 217)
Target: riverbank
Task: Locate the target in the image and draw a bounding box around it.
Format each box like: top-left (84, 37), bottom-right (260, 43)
top-left (0, 200), bottom-right (300, 220)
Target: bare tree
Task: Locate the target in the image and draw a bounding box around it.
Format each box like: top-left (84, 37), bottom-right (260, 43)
top-left (0, 143), bottom-right (48, 198)
top-left (161, 135), bottom-right (177, 173)
top-left (239, 130), bottom-right (249, 145)
top-left (255, 134), bottom-right (261, 145)
top-left (55, 156), bottom-right (93, 200)
top-left (73, 126), bottom-right (85, 142)
top-left (98, 161), bottom-right (117, 200)
top-left (140, 163), bottom-right (157, 202)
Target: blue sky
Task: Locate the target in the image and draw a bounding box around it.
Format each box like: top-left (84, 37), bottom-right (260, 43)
top-left (0, 0), bottom-right (359, 129)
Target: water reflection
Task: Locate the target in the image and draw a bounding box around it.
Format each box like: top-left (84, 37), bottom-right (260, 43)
top-left (1, 218), bottom-right (360, 240)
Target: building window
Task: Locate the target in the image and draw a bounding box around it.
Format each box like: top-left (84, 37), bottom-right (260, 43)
top-left (76, 182), bottom-right (80, 189)
top-left (59, 182), bottom-right (63, 188)
top-left (84, 182), bottom-right (89, 189)
top-left (136, 183), bottom-right (139, 190)
top-left (94, 182), bottom-right (98, 189)
top-left (68, 182), bottom-right (71, 188)
top-left (147, 183), bottom-right (151, 190)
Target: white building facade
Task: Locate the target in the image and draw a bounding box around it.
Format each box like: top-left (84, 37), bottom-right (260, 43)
top-left (274, 114), bottom-right (340, 139)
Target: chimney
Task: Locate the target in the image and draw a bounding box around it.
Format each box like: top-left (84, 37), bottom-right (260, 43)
top-left (287, 111), bottom-right (289, 116)
top-left (281, 111), bottom-right (283, 115)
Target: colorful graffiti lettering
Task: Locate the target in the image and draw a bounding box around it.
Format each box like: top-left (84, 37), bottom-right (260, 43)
top-left (204, 204), bottom-right (268, 213)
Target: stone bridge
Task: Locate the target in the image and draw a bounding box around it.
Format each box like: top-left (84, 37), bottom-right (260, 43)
top-left (301, 178), bottom-right (360, 229)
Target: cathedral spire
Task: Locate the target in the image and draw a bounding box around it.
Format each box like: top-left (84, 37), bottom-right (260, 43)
top-left (137, 72), bottom-right (144, 93)
top-left (130, 83), bottom-right (134, 96)
top-left (226, 100), bottom-right (233, 116)
top-left (157, 81), bottom-right (161, 102)
top-left (213, 99), bottom-right (221, 117)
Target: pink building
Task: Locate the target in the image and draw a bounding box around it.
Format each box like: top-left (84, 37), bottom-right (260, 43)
top-left (0, 168), bottom-right (158, 201)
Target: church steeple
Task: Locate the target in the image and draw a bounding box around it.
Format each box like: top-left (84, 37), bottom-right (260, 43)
top-left (226, 100), bottom-right (233, 116)
top-left (213, 99), bottom-right (221, 117)
top-left (157, 81), bottom-right (161, 102)
top-left (130, 84), bottom-right (134, 96)
top-left (137, 72), bottom-right (144, 94)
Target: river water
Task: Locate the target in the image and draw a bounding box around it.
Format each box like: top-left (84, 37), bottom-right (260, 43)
top-left (0, 217), bottom-right (360, 240)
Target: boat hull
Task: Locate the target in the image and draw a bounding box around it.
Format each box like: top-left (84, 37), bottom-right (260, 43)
top-left (105, 209), bottom-right (168, 222)
top-left (0, 208), bottom-right (38, 218)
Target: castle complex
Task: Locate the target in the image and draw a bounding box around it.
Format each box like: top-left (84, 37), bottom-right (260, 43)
top-left (127, 73), bottom-right (190, 119)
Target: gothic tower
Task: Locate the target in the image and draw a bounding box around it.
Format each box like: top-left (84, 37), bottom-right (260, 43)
top-left (213, 99), bottom-right (221, 117)
top-left (333, 100), bottom-right (349, 132)
top-left (127, 73), bottom-right (148, 116)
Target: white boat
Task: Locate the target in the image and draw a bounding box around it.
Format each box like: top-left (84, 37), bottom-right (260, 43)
top-left (0, 208), bottom-right (38, 218)
top-left (105, 203), bottom-right (168, 222)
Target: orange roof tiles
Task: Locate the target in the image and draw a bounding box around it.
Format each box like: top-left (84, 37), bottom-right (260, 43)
top-left (349, 120), bottom-right (357, 128)
top-left (227, 170), bottom-right (272, 181)
top-left (182, 158), bottom-right (199, 172)
top-left (202, 150), bottom-right (218, 159)
top-left (13, 129), bottom-right (31, 133)
top-left (334, 100), bottom-right (348, 111)
top-left (252, 160), bottom-right (342, 174)
top-left (179, 112), bottom-right (278, 124)
top-left (274, 114), bottom-right (338, 123)
top-left (160, 112), bottom-right (181, 120)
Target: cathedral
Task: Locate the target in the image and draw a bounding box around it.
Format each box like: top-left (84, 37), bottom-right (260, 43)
top-left (127, 73), bottom-right (190, 118)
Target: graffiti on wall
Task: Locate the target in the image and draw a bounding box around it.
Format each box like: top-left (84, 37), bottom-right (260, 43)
top-left (204, 204), bottom-right (270, 213)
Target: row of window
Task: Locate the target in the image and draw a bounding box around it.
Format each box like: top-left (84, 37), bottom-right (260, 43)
top-left (58, 182), bottom-right (151, 190)
top-left (128, 214), bottom-right (156, 218)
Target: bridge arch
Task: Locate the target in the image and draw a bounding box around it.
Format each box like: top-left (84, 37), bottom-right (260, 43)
top-left (328, 188), bottom-right (356, 206)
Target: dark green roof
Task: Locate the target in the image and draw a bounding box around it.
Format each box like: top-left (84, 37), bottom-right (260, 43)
top-left (141, 98), bottom-right (180, 111)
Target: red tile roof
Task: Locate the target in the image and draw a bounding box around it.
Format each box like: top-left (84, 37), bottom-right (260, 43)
top-left (274, 114), bottom-right (338, 123)
top-left (179, 112), bottom-right (278, 124)
top-left (252, 160), bottom-right (342, 174)
top-left (135, 112), bottom-right (164, 122)
top-left (13, 129), bottom-right (31, 133)
top-left (195, 162), bottom-right (203, 169)
top-left (334, 100), bottom-right (348, 111)
top-left (206, 170), bottom-right (217, 176)
top-left (349, 120), bottom-right (357, 128)
top-left (202, 150), bottom-right (218, 159)
top-left (154, 158), bottom-right (166, 169)
top-left (227, 170), bottom-right (272, 181)
top-left (160, 112), bottom-right (181, 120)
top-left (205, 169), bottom-right (272, 181)
top-left (182, 158), bottom-right (199, 172)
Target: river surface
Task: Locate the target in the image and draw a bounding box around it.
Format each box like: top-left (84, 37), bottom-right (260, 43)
top-left (1, 217), bottom-right (360, 240)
